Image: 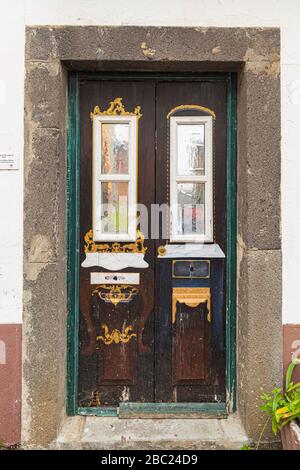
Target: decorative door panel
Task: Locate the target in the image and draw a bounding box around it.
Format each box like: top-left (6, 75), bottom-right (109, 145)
top-left (77, 78), bottom-right (227, 409)
top-left (155, 81), bottom-right (227, 403)
top-left (173, 300), bottom-right (211, 384)
top-left (78, 81), bottom-right (156, 407)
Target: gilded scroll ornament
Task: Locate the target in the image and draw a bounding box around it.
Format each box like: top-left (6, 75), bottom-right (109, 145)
top-left (84, 229), bottom-right (147, 254)
top-left (166, 104), bottom-right (216, 120)
top-left (96, 324), bottom-right (137, 345)
top-left (90, 97), bottom-right (142, 120)
top-left (172, 287), bottom-right (211, 323)
top-left (93, 284), bottom-right (139, 306)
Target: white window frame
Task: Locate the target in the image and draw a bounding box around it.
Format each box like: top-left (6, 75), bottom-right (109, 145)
top-left (170, 115), bottom-right (213, 243)
top-left (92, 115), bottom-right (137, 242)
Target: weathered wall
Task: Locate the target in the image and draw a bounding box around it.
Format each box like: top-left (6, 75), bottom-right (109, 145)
top-left (23, 59), bottom-right (67, 445)
top-left (0, 1), bottom-right (24, 445)
top-left (23, 25), bottom-right (281, 446)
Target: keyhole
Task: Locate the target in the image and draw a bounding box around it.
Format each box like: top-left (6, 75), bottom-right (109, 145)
top-left (190, 266), bottom-right (194, 273)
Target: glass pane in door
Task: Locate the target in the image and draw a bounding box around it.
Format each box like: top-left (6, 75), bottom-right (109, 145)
top-left (101, 181), bottom-right (128, 234)
top-left (101, 123), bottom-right (129, 174)
top-left (177, 124), bottom-right (205, 176)
top-left (177, 182), bottom-right (205, 235)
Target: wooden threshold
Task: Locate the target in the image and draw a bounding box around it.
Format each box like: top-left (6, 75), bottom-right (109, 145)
top-left (78, 402), bottom-right (227, 419)
top-left (118, 402), bottom-right (227, 419)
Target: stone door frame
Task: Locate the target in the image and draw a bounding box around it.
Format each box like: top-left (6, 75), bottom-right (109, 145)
top-left (23, 26), bottom-right (281, 446)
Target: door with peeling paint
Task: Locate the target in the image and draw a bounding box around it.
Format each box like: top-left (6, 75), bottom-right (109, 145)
top-left (77, 78), bottom-right (227, 409)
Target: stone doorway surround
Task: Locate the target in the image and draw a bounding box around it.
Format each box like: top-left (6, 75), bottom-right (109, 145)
top-left (23, 26), bottom-right (281, 447)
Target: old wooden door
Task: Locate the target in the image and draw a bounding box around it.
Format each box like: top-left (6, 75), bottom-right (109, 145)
top-left (77, 78), bottom-right (227, 409)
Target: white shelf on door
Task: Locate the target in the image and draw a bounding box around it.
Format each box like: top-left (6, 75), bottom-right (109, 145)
top-left (157, 244), bottom-right (225, 259)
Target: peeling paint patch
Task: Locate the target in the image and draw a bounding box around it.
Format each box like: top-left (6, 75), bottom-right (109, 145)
top-left (0, 340), bottom-right (6, 364)
top-left (23, 289), bottom-right (32, 308)
top-left (236, 235), bottom-right (247, 286)
top-left (194, 27), bottom-right (208, 33)
top-left (268, 53), bottom-right (280, 78)
top-left (28, 234), bottom-right (53, 264)
top-left (25, 262), bottom-right (47, 282)
top-left (244, 48), bottom-right (280, 78)
top-left (28, 60), bottom-right (60, 77)
top-left (25, 235), bottom-right (53, 281)
top-left (212, 46), bottom-right (221, 54)
top-left (24, 122), bottom-right (39, 184)
top-left (140, 42), bottom-right (156, 58)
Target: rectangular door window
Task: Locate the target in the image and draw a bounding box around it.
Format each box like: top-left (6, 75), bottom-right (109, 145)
top-left (92, 115), bottom-right (137, 241)
top-left (170, 116), bottom-right (213, 242)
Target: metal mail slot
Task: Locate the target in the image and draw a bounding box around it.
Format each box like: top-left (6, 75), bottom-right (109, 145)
top-left (172, 260), bottom-right (210, 279)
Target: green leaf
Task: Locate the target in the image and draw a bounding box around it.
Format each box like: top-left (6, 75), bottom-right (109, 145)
top-left (259, 360), bottom-right (300, 438)
top-left (286, 382), bottom-right (300, 393)
top-left (285, 359), bottom-right (300, 391)
top-left (271, 417), bottom-right (278, 434)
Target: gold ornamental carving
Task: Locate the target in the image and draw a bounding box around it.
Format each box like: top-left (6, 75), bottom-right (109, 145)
top-left (93, 284), bottom-right (139, 306)
top-left (172, 287), bottom-right (211, 323)
top-left (167, 104), bottom-right (216, 120)
top-left (96, 324), bottom-right (137, 345)
top-left (90, 97), bottom-right (142, 120)
top-left (84, 229), bottom-right (147, 254)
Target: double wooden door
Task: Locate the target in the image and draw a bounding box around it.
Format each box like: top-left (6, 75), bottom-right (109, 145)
top-left (78, 78), bottom-right (227, 408)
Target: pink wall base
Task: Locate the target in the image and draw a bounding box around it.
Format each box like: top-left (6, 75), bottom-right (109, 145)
top-left (0, 324), bottom-right (21, 446)
top-left (283, 324), bottom-right (300, 385)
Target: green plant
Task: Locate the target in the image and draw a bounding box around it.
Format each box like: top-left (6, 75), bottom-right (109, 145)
top-left (241, 444), bottom-right (252, 450)
top-left (260, 359), bottom-right (300, 435)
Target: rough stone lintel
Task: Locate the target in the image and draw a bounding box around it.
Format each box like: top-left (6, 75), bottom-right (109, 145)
top-left (25, 26), bottom-right (280, 68)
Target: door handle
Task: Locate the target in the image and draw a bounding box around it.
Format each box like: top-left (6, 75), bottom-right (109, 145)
top-left (157, 245), bottom-right (167, 257)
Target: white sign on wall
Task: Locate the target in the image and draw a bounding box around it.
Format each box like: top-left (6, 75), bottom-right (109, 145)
top-left (0, 134), bottom-right (19, 170)
top-left (0, 153), bottom-right (18, 170)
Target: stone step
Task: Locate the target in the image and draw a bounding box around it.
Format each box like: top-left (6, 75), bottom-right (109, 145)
top-left (55, 414), bottom-right (249, 450)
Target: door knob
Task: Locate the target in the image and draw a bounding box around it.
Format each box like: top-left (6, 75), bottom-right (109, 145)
top-left (157, 245), bottom-right (167, 256)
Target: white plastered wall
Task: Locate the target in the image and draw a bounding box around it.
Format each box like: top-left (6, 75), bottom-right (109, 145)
top-left (0, 0), bottom-right (299, 324)
top-left (0, 1), bottom-right (24, 324)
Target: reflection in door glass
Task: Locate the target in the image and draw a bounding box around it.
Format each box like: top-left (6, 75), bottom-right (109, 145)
top-left (101, 123), bottom-right (129, 174)
top-left (101, 181), bottom-right (128, 234)
top-left (177, 182), bottom-right (205, 235)
top-left (177, 124), bottom-right (205, 176)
